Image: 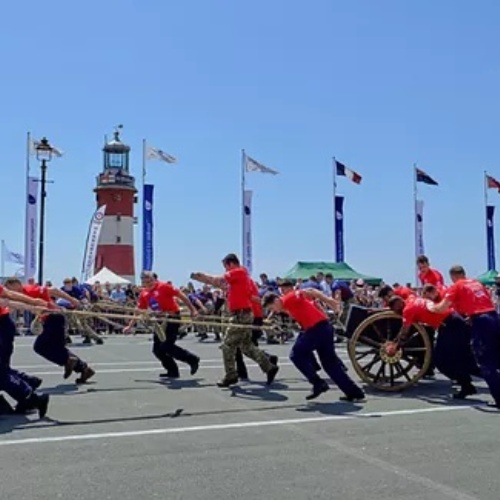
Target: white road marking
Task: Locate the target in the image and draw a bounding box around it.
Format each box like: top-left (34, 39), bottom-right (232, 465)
top-left (0, 405), bottom-right (477, 447)
top-left (26, 362), bottom-right (296, 376)
top-left (296, 423), bottom-right (481, 500)
top-left (13, 357), bottom-right (294, 369)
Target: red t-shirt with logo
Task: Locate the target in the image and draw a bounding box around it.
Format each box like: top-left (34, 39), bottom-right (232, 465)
top-left (224, 267), bottom-right (252, 312)
top-left (394, 286), bottom-right (414, 300)
top-left (419, 268), bottom-right (445, 287)
top-left (282, 290), bottom-right (328, 330)
top-left (23, 284), bottom-right (56, 319)
top-left (402, 296), bottom-right (451, 329)
top-left (138, 281), bottom-right (180, 313)
top-left (444, 279), bottom-right (495, 316)
top-left (249, 280), bottom-right (263, 319)
top-left (0, 285), bottom-right (9, 316)
top-left (23, 284), bottom-right (52, 303)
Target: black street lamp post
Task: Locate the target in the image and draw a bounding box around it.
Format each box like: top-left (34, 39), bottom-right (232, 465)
top-left (35, 138), bottom-right (53, 285)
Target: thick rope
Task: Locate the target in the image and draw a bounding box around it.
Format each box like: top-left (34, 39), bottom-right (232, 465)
top-left (30, 309), bottom-right (280, 341)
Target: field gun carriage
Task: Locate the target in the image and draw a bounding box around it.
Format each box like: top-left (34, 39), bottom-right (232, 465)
top-left (270, 304), bottom-right (433, 392)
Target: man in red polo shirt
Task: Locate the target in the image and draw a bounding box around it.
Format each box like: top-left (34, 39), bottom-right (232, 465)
top-left (417, 255), bottom-right (445, 287)
top-left (388, 286), bottom-right (479, 399)
top-left (428, 265), bottom-right (500, 408)
top-left (124, 271), bottom-right (200, 379)
top-left (191, 253), bottom-right (279, 387)
top-left (263, 288), bottom-right (365, 402)
top-left (3, 277), bottom-right (95, 385)
top-left (235, 279), bottom-right (279, 380)
top-left (378, 284), bottom-right (414, 305)
top-left (0, 284), bottom-right (51, 417)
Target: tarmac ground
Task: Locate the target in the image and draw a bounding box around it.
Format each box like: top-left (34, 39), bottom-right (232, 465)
top-left (1, 334), bottom-right (499, 500)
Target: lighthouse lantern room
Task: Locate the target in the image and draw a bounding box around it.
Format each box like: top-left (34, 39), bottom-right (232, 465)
top-left (94, 126), bottom-right (137, 282)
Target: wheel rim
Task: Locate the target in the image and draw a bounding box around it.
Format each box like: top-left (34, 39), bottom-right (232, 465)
top-left (347, 310), bottom-right (432, 392)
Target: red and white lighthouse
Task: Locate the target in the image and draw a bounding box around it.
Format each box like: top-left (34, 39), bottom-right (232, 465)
top-left (94, 128), bottom-right (137, 282)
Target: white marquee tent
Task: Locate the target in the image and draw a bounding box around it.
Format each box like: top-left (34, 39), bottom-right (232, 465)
top-left (85, 267), bottom-right (131, 285)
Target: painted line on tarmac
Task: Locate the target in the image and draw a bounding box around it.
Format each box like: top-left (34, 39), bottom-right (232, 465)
top-left (0, 405), bottom-right (477, 447)
top-left (27, 362), bottom-right (298, 376)
top-left (14, 357), bottom-right (296, 370)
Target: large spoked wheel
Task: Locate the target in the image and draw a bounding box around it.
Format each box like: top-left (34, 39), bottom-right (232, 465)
top-left (347, 310), bottom-right (432, 392)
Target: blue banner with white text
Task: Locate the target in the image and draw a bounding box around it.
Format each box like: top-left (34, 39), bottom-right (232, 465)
top-left (335, 195), bottom-right (344, 262)
top-left (487, 205), bottom-right (496, 271)
top-left (143, 184), bottom-right (154, 271)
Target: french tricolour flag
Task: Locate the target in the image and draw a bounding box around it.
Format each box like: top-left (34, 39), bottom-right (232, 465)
top-left (335, 160), bottom-right (362, 184)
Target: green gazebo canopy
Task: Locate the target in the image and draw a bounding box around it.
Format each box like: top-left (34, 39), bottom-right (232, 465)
top-left (476, 269), bottom-right (498, 286)
top-left (282, 261), bottom-right (382, 286)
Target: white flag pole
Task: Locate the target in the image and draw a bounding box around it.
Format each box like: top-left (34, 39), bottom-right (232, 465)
top-left (23, 131), bottom-right (32, 283)
top-left (241, 149), bottom-right (246, 265)
top-left (413, 163), bottom-right (419, 287)
top-left (332, 157), bottom-right (337, 260)
top-left (142, 139), bottom-right (147, 273)
top-left (1, 240), bottom-right (5, 277)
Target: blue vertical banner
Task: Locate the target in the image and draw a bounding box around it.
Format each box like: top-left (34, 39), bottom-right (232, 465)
top-left (142, 184), bottom-right (154, 271)
top-left (486, 205), bottom-right (496, 271)
top-left (334, 195), bottom-right (344, 262)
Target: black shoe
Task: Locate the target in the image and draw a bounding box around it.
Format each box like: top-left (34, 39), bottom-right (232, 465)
top-left (35, 394), bottom-right (50, 418)
top-left (190, 357), bottom-right (200, 376)
top-left (306, 382), bottom-right (329, 401)
top-left (76, 367), bottom-right (96, 384)
top-left (198, 333), bottom-right (209, 341)
top-left (29, 377), bottom-right (43, 390)
top-left (16, 393), bottom-right (50, 418)
top-left (82, 337), bottom-right (91, 344)
top-left (95, 338), bottom-right (104, 345)
top-left (269, 355), bottom-right (279, 366)
top-left (0, 395), bottom-right (14, 415)
top-left (159, 373), bottom-right (180, 379)
top-left (266, 365), bottom-right (279, 385)
top-left (453, 384), bottom-right (477, 400)
top-left (217, 377), bottom-right (239, 387)
top-left (339, 392), bottom-right (365, 403)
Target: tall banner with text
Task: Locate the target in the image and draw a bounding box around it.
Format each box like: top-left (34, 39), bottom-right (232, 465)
top-left (24, 176), bottom-right (38, 280)
top-left (81, 205), bottom-right (107, 281)
top-left (487, 205), bottom-right (496, 271)
top-left (243, 190), bottom-right (253, 274)
top-left (143, 184), bottom-right (154, 272)
top-left (335, 196), bottom-right (344, 262)
top-left (415, 200), bottom-right (425, 257)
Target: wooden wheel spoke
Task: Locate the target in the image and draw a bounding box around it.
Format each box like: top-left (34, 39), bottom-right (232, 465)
top-left (395, 361), bottom-right (412, 381)
top-left (389, 364), bottom-right (395, 386)
top-left (371, 323), bottom-right (384, 340)
top-left (354, 348), bottom-right (377, 361)
top-left (358, 335), bottom-right (381, 348)
top-left (348, 310), bottom-right (432, 392)
top-left (360, 353), bottom-right (382, 373)
top-left (373, 362), bottom-right (386, 382)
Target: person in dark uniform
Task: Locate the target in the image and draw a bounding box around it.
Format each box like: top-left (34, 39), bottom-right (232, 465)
top-left (124, 271), bottom-right (200, 379)
top-left (388, 287), bottom-right (480, 399)
top-left (0, 284), bottom-right (50, 417)
top-left (3, 278), bottom-right (95, 385)
top-left (429, 265), bottom-right (500, 408)
top-left (263, 287), bottom-right (364, 402)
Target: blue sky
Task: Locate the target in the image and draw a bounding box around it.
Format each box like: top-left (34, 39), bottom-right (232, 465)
top-left (1, 0), bottom-right (500, 286)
